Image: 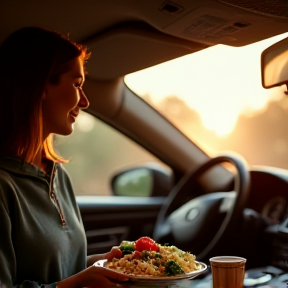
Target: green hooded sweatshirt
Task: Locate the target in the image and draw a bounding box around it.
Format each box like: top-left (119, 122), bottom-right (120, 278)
top-left (0, 155), bottom-right (87, 287)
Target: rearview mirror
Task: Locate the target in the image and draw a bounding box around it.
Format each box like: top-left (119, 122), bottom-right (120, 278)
top-left (261, 36), bottom-right (288, 91)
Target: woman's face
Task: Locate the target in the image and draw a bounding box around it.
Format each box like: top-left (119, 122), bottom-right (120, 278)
top-left (42, 56), bottom-right (89, 138)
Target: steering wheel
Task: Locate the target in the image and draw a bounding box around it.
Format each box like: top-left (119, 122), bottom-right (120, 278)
top-left (153, 153), bottom-right (250, 261)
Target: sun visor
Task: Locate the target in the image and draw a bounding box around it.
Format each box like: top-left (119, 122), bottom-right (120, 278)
top-left (84, 23), bottom-right (208, 80)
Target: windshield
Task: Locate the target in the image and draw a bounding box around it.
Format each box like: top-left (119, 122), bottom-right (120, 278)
top-left (125, 33), bottom-right (288, 170)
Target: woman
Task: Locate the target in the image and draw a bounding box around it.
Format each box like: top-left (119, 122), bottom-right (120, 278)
top-left (0, 27), bottom-right (127, 288)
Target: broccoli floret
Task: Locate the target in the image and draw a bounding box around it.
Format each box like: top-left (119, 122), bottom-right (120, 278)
top-left (141, 250), bottom-right (151, 261)
top-left (120, 246), bottom-right (135, 255)
top-left (154, 252), bottom-right (162, 267)
top-left (119, 240), bottom-right (135, 256)
top-left (155, 252), bottom-right (162, 259)
top-left (165, 260), bottom-right (185, 276)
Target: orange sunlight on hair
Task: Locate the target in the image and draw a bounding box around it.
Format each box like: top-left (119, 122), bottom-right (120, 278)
top-left (44, 135), bottom-right (68, 163)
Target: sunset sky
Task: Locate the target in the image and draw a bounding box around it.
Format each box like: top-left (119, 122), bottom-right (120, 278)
top-left (125, 32), bottom-right (288, 136)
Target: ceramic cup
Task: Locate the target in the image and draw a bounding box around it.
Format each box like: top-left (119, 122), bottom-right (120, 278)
top-left (209, 256), bottom-right (246, 288)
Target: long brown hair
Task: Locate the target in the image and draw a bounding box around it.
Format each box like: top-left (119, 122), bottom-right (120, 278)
top-left (0, 27), bottom-right (90, 163)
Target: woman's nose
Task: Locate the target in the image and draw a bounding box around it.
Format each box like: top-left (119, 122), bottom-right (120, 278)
top-left (78, 88), bottom-right (89, 109)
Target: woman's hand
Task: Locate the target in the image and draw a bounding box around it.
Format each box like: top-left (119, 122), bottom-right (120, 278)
top-left (105, 246), bottom-right (122, 261)
top-left (87, 246), bottom-right (122, 267)
top-left (57, 265), bottom-right (128, 288)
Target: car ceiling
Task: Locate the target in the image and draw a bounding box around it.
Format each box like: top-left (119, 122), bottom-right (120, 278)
top-left (1, 0), bottom-right (287, 189)
top-left (1, 0), bottom-right (288, 81)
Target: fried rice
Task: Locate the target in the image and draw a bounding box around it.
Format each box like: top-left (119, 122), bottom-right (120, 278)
top-left (106, 245), bottom-right (200, 277)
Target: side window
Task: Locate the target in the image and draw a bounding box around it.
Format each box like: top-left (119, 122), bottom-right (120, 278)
top-left (54, 111), bottom-right (171, 196)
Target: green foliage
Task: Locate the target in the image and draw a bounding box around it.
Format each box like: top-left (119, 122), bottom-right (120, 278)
top-left (54, 112), bottom-right (162, 195)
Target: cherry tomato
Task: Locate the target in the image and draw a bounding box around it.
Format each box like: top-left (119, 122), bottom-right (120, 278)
top-left (135, 237), bottom-right (159, 252)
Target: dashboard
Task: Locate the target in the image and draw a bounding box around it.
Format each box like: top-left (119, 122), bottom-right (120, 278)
top-left (248, 167), bottom-right (288, 224)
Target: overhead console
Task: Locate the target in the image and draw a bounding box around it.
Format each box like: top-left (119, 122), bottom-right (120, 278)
top-left (159, 0), bottom-right (288, 46)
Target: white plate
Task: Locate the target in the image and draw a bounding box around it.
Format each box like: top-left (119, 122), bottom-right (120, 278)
top-left (94, 259), bottom-right (207, 282)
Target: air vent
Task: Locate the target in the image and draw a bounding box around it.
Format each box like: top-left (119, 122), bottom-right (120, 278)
top-left (159, 1), bottom-right (184, 14)
top-left (218, 0), bottom-right (288, 19)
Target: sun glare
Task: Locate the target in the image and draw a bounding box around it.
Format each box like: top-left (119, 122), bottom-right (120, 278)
top-left (125, 33), bottom-right (288, 137)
